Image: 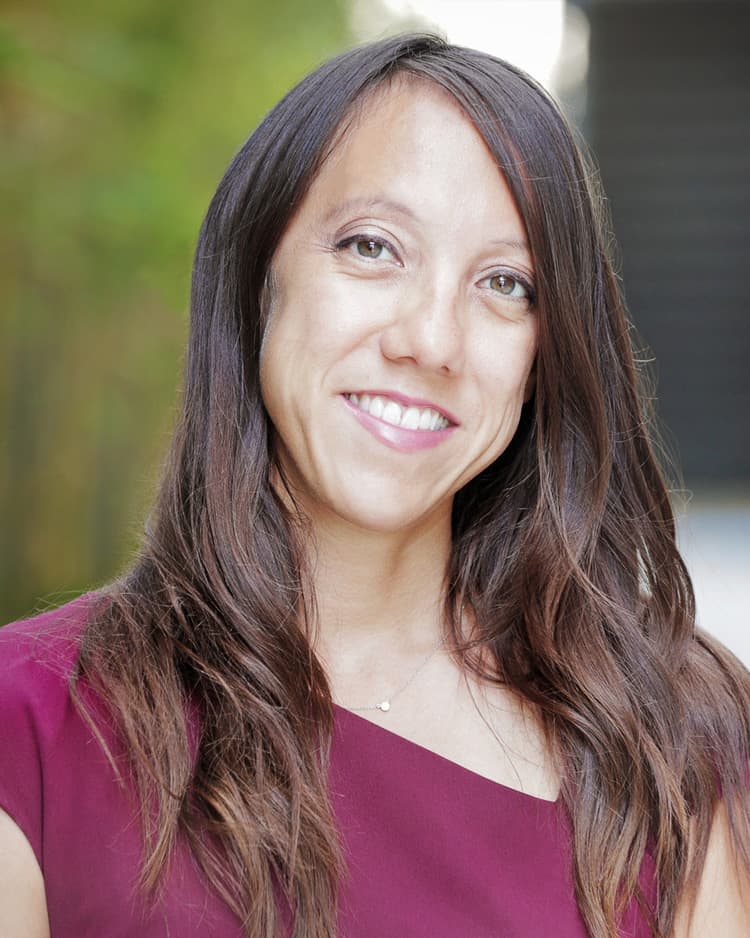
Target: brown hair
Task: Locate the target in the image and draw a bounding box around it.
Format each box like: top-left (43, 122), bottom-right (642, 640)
top-left (73, 34), bottom-right (750, 937)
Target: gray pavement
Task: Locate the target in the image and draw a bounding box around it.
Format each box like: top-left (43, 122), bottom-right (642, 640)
top-left (675, 491), bottom-right (750, 666)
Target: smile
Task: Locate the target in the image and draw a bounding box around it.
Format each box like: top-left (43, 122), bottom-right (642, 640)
top-left (341, 391), bottom-right (458, 454)
top-left (343, 393), bottom-right (452, 430)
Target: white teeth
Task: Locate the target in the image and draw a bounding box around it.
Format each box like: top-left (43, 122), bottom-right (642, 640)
top-left (418, 409), bottom-right (433, 430)
top-left (402, 406), bottom-right (421, 430)
top-left (345, 393), bottom-right (451, 432)
top-left (381, 401), bottom-right (403, 426)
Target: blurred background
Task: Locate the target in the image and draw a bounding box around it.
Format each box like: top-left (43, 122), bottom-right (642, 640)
top-left (2, 0), bottom-right (748, 659)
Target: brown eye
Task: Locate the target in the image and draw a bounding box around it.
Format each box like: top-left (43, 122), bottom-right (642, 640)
top-left (356, 239), bottom-right (384, 259)
top-left (490, 273), bottom-right (522, 296)
top-left (336, 234), bottom-right (398, 264)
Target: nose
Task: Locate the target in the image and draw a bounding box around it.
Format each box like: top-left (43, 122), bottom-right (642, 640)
top-left (378, 277), bottom-right (465, 376)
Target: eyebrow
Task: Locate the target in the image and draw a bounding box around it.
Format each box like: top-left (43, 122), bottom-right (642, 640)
top-left (322, 196), bottom-right (418, 225)
top-left (487, 237), bottom-right (530, 255)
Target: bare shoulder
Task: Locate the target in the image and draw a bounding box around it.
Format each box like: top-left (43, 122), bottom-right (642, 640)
top-left (673, 800), bottom-right (750, 937)
top-left (0, 807), bottom-right (50, 938)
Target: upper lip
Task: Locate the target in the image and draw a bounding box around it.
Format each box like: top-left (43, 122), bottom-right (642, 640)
top-left (345, 389), bottom-right (460, 426)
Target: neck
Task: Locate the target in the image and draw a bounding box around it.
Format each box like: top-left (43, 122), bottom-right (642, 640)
top-left (301, 506), bottom-right (453, 675)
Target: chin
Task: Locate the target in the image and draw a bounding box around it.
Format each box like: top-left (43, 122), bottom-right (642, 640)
top-left (324, 488), bottom-right (450, 536)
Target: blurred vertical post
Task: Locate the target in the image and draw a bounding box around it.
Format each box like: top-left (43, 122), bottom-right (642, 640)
top-left (575, 0), bottom-right (750, 484)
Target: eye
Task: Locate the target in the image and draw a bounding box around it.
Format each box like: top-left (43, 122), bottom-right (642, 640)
top-left (336, 234), bottom-right (399, 264)
top-left (356, 239), bottom-right (385, 259)
top-left (482, 271), bottom-right (534, 302)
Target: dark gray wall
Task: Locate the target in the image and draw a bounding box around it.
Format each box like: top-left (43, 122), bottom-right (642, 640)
top-left (577, 0), bottom-right (750, 484)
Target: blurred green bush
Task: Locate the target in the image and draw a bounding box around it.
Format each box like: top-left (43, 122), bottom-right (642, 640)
top-left (0, 0), bottom-right (350, 621)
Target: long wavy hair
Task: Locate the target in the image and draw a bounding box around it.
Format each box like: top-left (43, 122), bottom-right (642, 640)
top-left (73, 34), bottom-right (750, 938)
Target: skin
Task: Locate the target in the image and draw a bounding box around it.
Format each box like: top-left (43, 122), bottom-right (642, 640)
top-left (259, 80), bottom-right (559, 805)
top-left (1, 80), bottom-right (746, 935)
top-left (674, 804), bottom-right (750, 934)
top-left (260, 80), bottom-right (537, 678)
top-left (0, 806), bottom-right (50, 938)
top-left (261, 84), bottom-right (538, 541)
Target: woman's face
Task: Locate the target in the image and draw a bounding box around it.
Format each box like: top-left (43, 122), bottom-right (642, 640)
top-left (260, 80), bottom-right (538, 534)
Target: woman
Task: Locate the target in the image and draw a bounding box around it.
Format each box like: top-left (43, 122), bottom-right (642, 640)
top-left (1, 33), bottom-right (749, 938)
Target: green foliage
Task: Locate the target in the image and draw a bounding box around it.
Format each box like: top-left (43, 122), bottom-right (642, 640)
top-left (0, 0), bottom-right (350, 621)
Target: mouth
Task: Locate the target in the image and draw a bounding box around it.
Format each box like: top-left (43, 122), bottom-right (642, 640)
top-left (342, 392), bottom-right (456, 431)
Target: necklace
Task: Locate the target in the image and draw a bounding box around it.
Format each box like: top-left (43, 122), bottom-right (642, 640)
top-left (346, 638), bottom-right (445, 713)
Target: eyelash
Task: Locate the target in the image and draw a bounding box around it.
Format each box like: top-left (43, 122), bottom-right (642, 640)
top-left (480, 271), bottom-right (536, 305)
top-left (335, 234), bottom-right (399, 263)
top-left (334, 233), bottom-right (535, 304)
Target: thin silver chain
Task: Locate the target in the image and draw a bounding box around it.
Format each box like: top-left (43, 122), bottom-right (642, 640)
top-left (346, 638), bottom-right (445, 713)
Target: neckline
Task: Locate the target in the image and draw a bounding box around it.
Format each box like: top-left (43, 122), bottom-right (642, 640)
top-left (333, 702), bottom-right (561, 807)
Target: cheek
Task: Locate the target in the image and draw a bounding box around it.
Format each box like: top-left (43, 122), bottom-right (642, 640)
top-left (476, 325), bottom-right (537, 405)
top-left (258, 327), bottom-right (286, 433)
top-left (258, 306), bottom-right (311, 434)
top-left (257, 291), bottom-right (354, 434)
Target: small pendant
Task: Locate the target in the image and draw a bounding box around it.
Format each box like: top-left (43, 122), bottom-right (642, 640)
top-left (378, 700), bottom-right (391, 712)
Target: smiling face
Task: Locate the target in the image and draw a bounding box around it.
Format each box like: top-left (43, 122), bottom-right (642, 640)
top-left (259, 79), bottom-right (538, 535)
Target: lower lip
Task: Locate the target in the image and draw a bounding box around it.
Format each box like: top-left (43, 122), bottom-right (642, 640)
top-left (341, 395), bottom-right (458, 452)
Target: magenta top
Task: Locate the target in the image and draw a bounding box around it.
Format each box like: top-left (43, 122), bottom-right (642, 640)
top-left (0, 595), bottom-right (656, 936)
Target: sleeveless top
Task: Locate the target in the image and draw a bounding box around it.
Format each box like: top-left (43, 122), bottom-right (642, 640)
top-left (0, 594), bottom-right (656, 936)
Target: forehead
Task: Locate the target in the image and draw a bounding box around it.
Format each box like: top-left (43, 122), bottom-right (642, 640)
top-left (293, 78), bottom-right (529, 246)
top-left (324, 77), bottom-right (486, 177)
